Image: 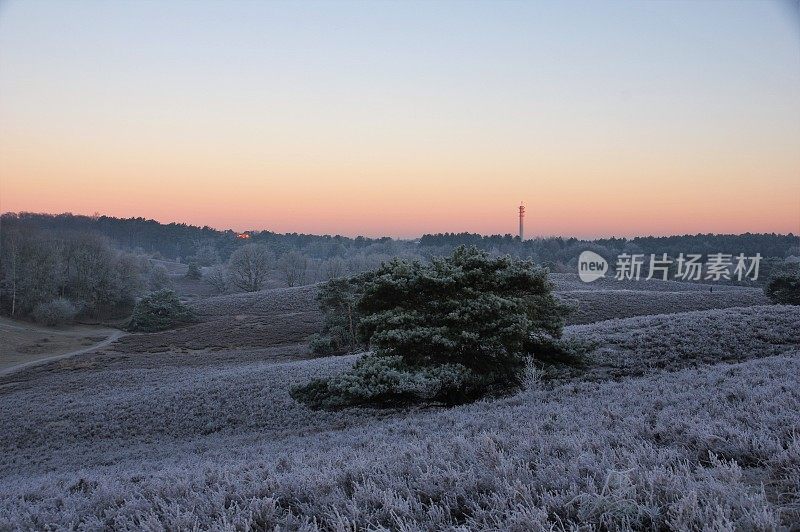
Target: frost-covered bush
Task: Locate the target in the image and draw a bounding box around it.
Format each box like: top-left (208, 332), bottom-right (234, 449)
top-left (185, 261), bottom-right (202, 280)
top-left (294, 246), bottom-right (569, 408)
top-left (307, 333), bottom-right (334, 355)
top-left (291, 355), bottom-right (483, 409)
top-left (525, 332), bottom-right (592, 368)
top-left (31, 298), bottom-right (77, 326)
top-left (765, 271), bottom-right (800, 305)
top-left (128, 290), bottom-right (196, 332)
top-left (148, 264), bottom-right (171, 290)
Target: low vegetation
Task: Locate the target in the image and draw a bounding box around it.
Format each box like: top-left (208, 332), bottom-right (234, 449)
top-left (185, 261), bottom-right (202, 280)
top-left (128, 290), bottom-right (196, 332)
top-left (563, 305), bottom-right (800, 379)
top-left (1, 305), bottom-right (797, 529)
top-left (114, 285), bottom-right (322, 352)
top-left (560, 287), bottom-right (768, 324)
top-left (765, 269), bottom-right (800, 305)
top-left (31, 298), bottom-right (78, 326)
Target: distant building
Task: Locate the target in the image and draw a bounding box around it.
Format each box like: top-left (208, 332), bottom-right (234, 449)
top-left (236, 233), bottom-right (251, 239)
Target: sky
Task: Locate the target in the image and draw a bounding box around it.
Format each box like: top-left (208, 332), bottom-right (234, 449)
top-left (1, 1), bottom-right (798, 238)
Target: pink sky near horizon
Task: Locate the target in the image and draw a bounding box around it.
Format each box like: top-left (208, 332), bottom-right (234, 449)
top-left (2, 127), bottom-right (797, 238)
top-left (2, 147), bottom-right (798, 239)
top-left (1, 1), bottom-right (798, 239)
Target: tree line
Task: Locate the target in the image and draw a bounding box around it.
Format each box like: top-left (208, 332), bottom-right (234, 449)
top-left (7, 213), bottom-right (797, 270)
top-left (1, 212), bottom-right (391, 263)
top-left (0, 227), bottom-right (170, 323)
top-left (2, 213), bottom-right (798, 320)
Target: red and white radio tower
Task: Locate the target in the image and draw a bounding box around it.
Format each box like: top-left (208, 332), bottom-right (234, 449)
top-left (518, 202), bottom-right (525, 241)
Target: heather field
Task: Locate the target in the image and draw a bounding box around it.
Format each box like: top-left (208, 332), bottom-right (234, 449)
top-left (112, 286), bottom-right (321, 356)
top-left (2, 353), bottom-right (799, 530)
top-left (548, 273), bottom-right (751, 292)
top-left (560, 288), bottom-right (769, 325)
top-left (0, 273), bottom-right (798, 530)
top-left (112, 276), bottom-right (770, 355)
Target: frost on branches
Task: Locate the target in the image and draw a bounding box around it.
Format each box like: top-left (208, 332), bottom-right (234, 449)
top-left (292, 246), bottom-right (569, 408)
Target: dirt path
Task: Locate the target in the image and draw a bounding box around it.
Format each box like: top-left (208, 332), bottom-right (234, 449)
top-left (0, 329), bottom-right (125, 377)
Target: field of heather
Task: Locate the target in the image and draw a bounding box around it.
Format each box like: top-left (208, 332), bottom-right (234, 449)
top-left (0, 273), bottom-right (797, 530)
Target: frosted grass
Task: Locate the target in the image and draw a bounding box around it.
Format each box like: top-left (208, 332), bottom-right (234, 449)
top-left (1, 305), bottom-right (798, 529)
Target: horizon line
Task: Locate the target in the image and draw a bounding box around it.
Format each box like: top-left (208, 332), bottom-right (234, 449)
top-left (2, 210), bottom-right (797, 242)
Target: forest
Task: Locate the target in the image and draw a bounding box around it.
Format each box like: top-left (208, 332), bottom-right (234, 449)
top-left (2, 212), bottom-right (798, 324)
top-left (4, 211), bottom-right (797, 263)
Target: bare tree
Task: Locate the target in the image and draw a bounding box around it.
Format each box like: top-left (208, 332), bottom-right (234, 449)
top-left (114, 252), bottom-right (147, 305)
top-left (5, 230), bottom-right (60, 315)
top-left (321, 257), bottom-right (347, 281)
top-left (228, 244), bottom-right (272, 292)
top-left (206, 266), bottom-right (229, 294)
top-left (279, 250), bottom-right (308, 287)
top-left (0, 230), bottom-right (21, 316)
